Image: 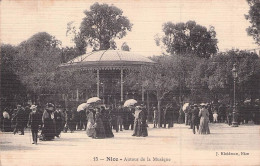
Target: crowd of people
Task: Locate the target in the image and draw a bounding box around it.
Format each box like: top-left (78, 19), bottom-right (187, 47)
top-left (0, 99), bottom-right (259, 144)
top-left (151, 101), bottom-right (260, 128)
top-left (0, 101), bottom-right (149, 144)
top-left (184, 104), bottom-right (210, 134)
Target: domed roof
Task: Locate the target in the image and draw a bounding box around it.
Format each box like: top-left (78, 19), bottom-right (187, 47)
top-left (59, 50), bottom-right (155, 70)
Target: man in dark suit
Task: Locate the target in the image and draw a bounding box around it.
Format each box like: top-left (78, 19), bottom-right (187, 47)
top-left (28, 105), bottom-right (41, 144)
top-left (116, 104), bottom-right (123, 132)
top-left (191, 104), bottom-right (200, 134)
top-left (164, 104), bottom-right (174, 128)
top-left (54, 107), bottom-right (63, 137)
top-left (13, 104), bottom-right (25, 135)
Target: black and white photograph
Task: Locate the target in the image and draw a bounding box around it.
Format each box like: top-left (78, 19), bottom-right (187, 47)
top-left (0, 0), bottom-right (260, 165)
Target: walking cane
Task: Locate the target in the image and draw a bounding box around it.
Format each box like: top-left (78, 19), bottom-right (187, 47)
top-left (28, 126), bottom-right (32, 144)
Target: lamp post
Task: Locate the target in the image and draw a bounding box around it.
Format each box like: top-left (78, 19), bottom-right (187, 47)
top-left (232, 63), bottom-right (238, 127)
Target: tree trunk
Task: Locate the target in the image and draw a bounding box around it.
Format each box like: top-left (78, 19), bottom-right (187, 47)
top-left (147, 91), bottom-right (150, 122)
top-left (158, 99), bottom-right (162, 128)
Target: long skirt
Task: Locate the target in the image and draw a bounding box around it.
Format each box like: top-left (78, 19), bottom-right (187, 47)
top-left (86, 121), bottom-right (95, 137)
top-left (2, 118), bottom-right (12, 132)
top-left (103, 120), bottom-right (114, 138)
top-left (41, 119), bottom-right (56, 140)
top-left (93, 119), bottom-right (106, 139)
top-left (136, 122), bottom-right (148, 137)
top-left (199, 117), bottom-right (210, 135)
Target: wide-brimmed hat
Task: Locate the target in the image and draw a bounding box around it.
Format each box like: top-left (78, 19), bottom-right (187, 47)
top-left (30, 105), bottom-right (37, 109)
top-left (136, 106), bottom-right (142, 109)
top-left (46, 103), bottom-right (54, 108)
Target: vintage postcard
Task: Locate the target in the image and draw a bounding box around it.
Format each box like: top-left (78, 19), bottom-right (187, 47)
top-left (0, 0), bottom-right (260, 166)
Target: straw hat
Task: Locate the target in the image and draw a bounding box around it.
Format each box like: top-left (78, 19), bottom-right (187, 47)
top-left (30, 105), bottom-right (37, 110)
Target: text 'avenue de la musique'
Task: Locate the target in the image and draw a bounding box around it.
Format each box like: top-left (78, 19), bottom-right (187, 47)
top-left (104, 157), bottom-right (171, 162)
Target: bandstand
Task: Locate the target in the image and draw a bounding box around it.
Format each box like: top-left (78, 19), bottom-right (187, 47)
top-left (59, 50), bottom-right (155, 104)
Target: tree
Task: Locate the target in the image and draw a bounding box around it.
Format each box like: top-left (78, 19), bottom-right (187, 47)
top-left (121, 42), bottom-right (130, 51)
top-left (125, 54), bottom-right (197, 126)
top-left (53, 70), bottom-right (96, 104)
top-left (126, 56), bottom-right (177, 127)
top-left (188, 49), bottom-right (260, 104)
top-left (66, 21), bottom-right (88, 55)
top-left (79, 3), bottom-right (133, 50)
top-left (14, 32), bottom-right (62, 103)
top-left (0, 44), bottom-right (26, 108)
top-left (61, 47), bottom-right (80, 63)
top-left (158, 21), bottom-right (218, 58)
top-left (245, 0), bottom-right (260, 45)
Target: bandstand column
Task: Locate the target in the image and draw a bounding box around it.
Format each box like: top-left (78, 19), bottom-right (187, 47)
top-left (120, 69), bottom-right (123, 102)
top-left (97, 69), bottom-right (100, 97)
top-left (142, 84), bottom-right (144, 102)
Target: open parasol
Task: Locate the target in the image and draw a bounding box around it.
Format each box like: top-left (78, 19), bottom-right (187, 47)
top-left (123, 99), bottom-right (137, 107)
top-left (77, 103), bottom-right (89, 112)
top-left (86, 97), bottom-right (101, 104)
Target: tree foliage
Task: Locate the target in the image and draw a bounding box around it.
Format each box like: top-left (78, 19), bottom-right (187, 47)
top-left (188, 50), bottom-right (260, 104)
top-left (0, 44), bottom-right (26, 107)
top-left (125, 54), bottom-right (197, 126)
top-left (54, 70), bottom-right (96, 96)
top-left (158, 21), bottom-right (218, 58)
top-left (79, 3), bottom-right (133, 51)
top-left (61, 47), bottom-right (80, 63)
top-left (14, 32), bottom-right (62, 95)
top-left (121, 42), bottom-right (131, 51)
top-left (245, 0), bottom-right (260, 45)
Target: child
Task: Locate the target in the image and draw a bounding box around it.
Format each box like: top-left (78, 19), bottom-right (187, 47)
top-left (153, 107), bottom-right (158, 128)
top-left (213, 111), bottom-right (218, 123)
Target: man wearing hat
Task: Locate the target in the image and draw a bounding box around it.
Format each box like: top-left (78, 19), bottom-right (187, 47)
top-left (28, 105), bottom-right (41, 144)
top-left (191, 104), bottom-right (200, 134)
top-left (54, 106), bottom-right (63, 137)
top-left (116, 104), bottom-right (123, 132)
top-left (13, 104), bottom-right (25, 135)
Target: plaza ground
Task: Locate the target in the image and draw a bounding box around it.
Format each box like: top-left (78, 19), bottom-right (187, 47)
top-left (0, 123), bottom-right (259, 166)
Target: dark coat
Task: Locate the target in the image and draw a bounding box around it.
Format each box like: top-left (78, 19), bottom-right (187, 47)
top-left (41, 110), bottom-right (56, 140)
top-left (191, 107), bottom-right (200, 125)
top-left (13, 108), bottom-right (25, 127)
top-left (133, 109), bottom-right (148, 137)
top-left (28, 111), bottom-right (41, 130)
top-left (93, 112), bottom-right (106, 139)
top-left (101, 109), bottom-right (114, 138)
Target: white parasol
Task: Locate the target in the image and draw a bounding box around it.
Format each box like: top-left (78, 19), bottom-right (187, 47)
top-left (123, 99), bottom-right (137, 107)
top-left (3, 111), bottom-right (10, 119)
top-left (244, 99), bottom-right (251, 104)
top-left (77, 103), bottom-right (89, 112)
top-left (182, 103), bottom-right (189, 111)
top-left (86, 97), bottom-right (101, 104)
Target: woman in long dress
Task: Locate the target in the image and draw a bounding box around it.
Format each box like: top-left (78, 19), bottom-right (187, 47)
top-left (86, 109), bottom-right (95, 137)
top-left (2, 108), bottom-right (12, 132)
top-left (132, 106), bottom-right (148, 137)
top-left (101, 106), bottom-right (114, 138)
top-left (41, 103), bottom-right (56, 140)
top-left (198, 105), bottom-right (210, 134)
top-left (92, 108), bottom-right (106, 139)
top-left (137, 108), bottom-right (148, 137)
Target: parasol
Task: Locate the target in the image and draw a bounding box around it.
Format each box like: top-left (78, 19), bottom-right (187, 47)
top-left (87, 97), bottom-right (101, 104)
top-left (123, 99), bottom-right (137, 107)
top-left (77, 103), bottom-right (89, 112)
top-left (182, 103), bottom-right (189, 111)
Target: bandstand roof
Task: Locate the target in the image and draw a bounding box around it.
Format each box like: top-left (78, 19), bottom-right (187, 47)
top-left (58, 50), bottom-right (155, 70)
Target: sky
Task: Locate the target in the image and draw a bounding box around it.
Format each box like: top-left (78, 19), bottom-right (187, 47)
top-left (0, 0), bottom-right (259, 57)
